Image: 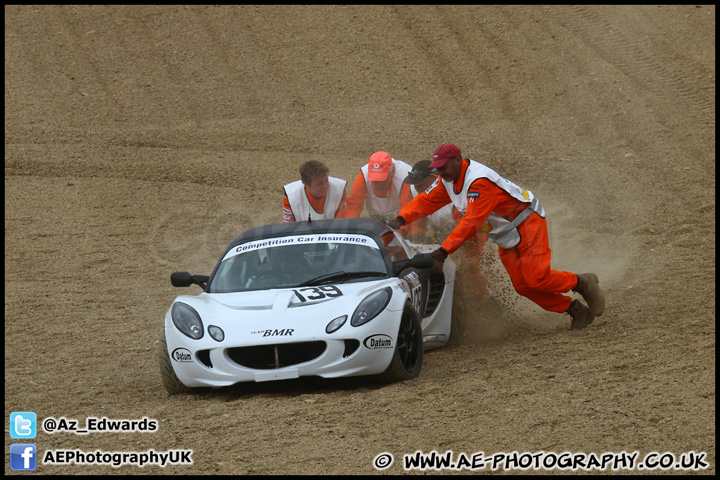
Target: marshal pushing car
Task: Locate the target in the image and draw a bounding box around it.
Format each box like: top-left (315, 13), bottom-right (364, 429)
top-left (159, 218), bottom-right (456, 394)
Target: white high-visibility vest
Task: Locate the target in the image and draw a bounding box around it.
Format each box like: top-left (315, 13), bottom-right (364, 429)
top-left (283, 176), bottom-right (347, 222)
top-left (440, 159), bottom-right (545, 248)
top-left (410, 184), bottom-right (456, 228)
top-left (359, 159), bottom-right (412, 221)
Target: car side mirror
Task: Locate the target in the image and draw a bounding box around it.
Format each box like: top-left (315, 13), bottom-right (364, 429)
top-left (171, 272), bottom-right (209, 290)
top-left (392, 253), bottom-right (435, 276)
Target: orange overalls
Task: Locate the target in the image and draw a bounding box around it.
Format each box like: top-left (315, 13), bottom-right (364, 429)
top-left (397, 160), bottom-right (578, 313)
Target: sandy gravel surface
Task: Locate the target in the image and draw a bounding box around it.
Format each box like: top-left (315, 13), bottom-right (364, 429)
top-left (5, 5), bottom-right (714, 475)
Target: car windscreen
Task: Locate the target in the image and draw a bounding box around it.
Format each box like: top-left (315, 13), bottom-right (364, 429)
top-left (207, 233), bottom-right (389, 293)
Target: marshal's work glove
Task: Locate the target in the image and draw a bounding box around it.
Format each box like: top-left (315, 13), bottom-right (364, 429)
top-left (430, 247), bottom-right (448, 276)
top-left (386, 216), bottom-right (406, 230)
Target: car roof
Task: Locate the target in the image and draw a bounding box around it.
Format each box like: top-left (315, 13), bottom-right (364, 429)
top-left (226, 218), bottom-right (392, 249)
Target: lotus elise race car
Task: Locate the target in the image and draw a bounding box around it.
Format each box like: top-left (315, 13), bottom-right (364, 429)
top-left (159, 218), bottom-right (456, 394)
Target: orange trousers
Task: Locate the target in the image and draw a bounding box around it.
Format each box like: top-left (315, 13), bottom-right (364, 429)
top-left (497, 213), bottom-right (578, 313)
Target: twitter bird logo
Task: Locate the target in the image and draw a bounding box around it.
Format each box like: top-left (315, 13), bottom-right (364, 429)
top-left (10, 412), bottom-right (37, 439)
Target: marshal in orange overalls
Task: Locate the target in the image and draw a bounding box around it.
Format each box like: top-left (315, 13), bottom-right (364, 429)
top-left (397, 159), bottom-right (578, 313)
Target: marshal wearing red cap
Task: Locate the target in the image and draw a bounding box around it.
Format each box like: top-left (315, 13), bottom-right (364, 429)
top-left (429, 143), bottom-right (462, 169)
top-left (387, 143), bottom-right (606, 330)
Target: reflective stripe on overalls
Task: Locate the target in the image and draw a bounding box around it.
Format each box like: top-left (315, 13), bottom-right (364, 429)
top-left (443, 159), bottom-right (545, 249)
top-left (485, 196), bottom-right (545, 248)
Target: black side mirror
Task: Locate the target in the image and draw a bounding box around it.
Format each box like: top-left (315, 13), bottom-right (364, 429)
top-left (171, 272), bottom-right (209, 290)
top-left (392, 253), bottom-right (435, 276)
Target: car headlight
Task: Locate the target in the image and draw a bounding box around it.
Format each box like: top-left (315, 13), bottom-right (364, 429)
top-left (351, 287), bottom-right (392, 327)
top-left (171, 302), bottom-right (204, 340)
top-left (208, 325), bottom-right (225, 342)
top-left (326, 315), bottom-right (347, 334)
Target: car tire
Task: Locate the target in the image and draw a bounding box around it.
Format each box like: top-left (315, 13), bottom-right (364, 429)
top-left (158, 328), bottom-right (194, 395)
top-left (376, 306), bottom-right (423, 383)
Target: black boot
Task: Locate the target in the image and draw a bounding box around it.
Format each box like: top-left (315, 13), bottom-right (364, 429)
top-left (566, 299), bottom-right (595, 330)
top-left (573, 273), bottom-right (605, 317)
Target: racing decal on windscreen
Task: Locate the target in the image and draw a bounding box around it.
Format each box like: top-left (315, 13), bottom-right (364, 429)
top-left (293, 285), bottom-right (343, 302)
top-left (222, 234), bottom-right (378, 261)
top-left (171, 348), bottom-right (193, 362)
top-left (363, 334), bottom-right (393, 349)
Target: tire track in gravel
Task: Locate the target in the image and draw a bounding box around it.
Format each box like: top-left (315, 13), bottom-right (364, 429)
top-left (539, 6), bottom-right (715, 245)
top-left (541, 5), bottom-right (715, 132)
top-left (386, 6), bottom-right (557, 125)
top-left (387, 5), bottom-right (480, 120)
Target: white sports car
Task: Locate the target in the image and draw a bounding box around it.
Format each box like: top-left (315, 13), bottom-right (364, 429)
top-left (159, 218), bottom-right (456, 394)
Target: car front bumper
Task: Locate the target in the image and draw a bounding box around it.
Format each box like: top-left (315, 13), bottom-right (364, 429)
top-left (164, 314), bottom-right (402, 388)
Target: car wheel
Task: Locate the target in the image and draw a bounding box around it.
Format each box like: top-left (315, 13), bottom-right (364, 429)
top-left (158, 328), bottom-right (194, 395)
top-left (376, 307), bottom-right (423, 383)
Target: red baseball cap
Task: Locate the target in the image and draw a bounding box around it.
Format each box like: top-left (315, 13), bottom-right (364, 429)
top-left (429, 143), bottom-right (462, 168)
top-left (367, 151), bottom-right (393, 181)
